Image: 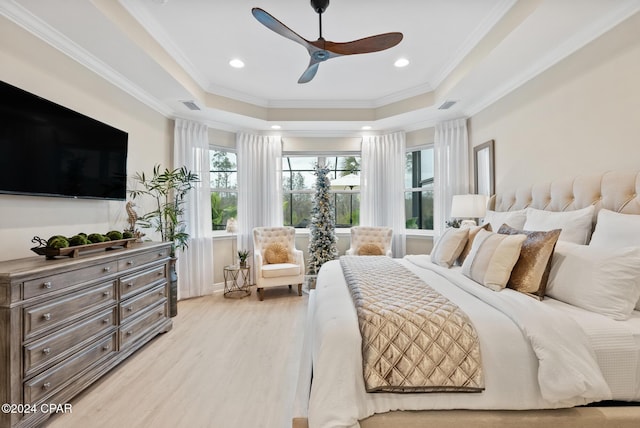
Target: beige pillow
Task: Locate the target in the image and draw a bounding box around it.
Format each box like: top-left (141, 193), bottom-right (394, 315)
top-left (456, 223), bottom-right (491, 266)
top-left (461, 229), bottom-right (526, 291)
top-left (357, 243), bottom-right (384, 256)
top-left (430, 227), bottom-right (469, 268)
top-left (264, 243), bottom-right (290, 264)
top-left (497, 224), bottom-right (561, 299)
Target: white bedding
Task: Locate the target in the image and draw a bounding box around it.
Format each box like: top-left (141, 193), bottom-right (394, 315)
top-left (308, 256), bottom-right (640, 428)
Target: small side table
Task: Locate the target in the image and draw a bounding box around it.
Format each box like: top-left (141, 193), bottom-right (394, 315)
top-left (224, 265), bottom-right (251, 298)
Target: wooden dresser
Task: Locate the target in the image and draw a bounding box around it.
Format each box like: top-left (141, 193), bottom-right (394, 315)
top-left (0, 242), bottom-right (172, 428)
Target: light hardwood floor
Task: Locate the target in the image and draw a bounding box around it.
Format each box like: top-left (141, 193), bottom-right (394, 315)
top-left (44, 286), bottom-right (308, 428)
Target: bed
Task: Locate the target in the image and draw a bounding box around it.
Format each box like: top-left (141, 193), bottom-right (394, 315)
top-left (292, 170), bottom-right (640, 428)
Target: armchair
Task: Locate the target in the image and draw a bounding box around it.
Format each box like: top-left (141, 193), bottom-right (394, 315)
top-left (252, 226), bottom-right (305, 301)
top-left (346, 226), bottom-right (393, 257)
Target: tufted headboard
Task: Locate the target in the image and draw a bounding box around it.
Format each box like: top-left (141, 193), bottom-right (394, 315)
top-left (489, 170), bottom-right (640, 216)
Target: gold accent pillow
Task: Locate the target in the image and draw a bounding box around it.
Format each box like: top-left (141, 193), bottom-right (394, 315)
top-left (456, 223), bottom-right (491, 266)
top-left (264, 243), bottom-right (290, 264)
top-left (461, 229), bottom-right (526, 291)
top-left (497, 224), bottom-right (561, 299)
top-left (430, 227), bottom-right (469, 268)
top-left (358, 243), bottom-right (384, 256)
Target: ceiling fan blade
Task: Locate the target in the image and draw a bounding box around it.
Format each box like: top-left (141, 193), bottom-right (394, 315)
top-left (298, 59), bottom-right (321, 84)
top-left (321, 32), bottom-right (403, 55)
top-left (251, 8), bottom-right (312, 50)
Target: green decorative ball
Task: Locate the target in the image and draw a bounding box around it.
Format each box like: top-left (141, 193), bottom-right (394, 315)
top-left (102, 236), bottom-right (111, 242)
top-left (87, 233), bottom-right (105, 243)
top-left (48, 237), bottom-right (69, 249)
top-left (122, 231), bottom-right (134, 239)
top-left (106, 230), bottom-right (123, 241)
top-left (68, 235), bottom-right (89, 246)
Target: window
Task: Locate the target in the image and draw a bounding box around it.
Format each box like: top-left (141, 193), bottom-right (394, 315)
top-left (405, 147), bottom-right (434, 229)
top-left (210, 149), bottom-right (237, 230)
top-left (283, 156), bottom-right (361, 228)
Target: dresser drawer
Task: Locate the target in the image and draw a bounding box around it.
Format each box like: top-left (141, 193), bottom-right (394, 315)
top-left (119, 265), bottom-right (166, 299)
top-left (24, 307), bottom-right (117, 377)
top-left (120, 283), bottom-right (166, 322)
top-left (24, 332), bottom-right (116, 404)
top-left (117, 248), bottom-right (170, 272)
top-left (23, 261), bottom-right (118, 300)
top-left (24, 282), bottom-right (116, 340)
top-left (120, 301), bottom-right (168, 349)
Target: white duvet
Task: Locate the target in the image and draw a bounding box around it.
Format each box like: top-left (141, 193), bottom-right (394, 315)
top-left (308, 256), bottom-right (617, 428)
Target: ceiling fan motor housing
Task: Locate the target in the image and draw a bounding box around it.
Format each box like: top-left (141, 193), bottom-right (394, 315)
top-left (310, 0), bottom-right (330, 14)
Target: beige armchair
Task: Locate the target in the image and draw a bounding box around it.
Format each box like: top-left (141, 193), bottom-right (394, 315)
top-left (346, 226), bottom-right (393, 257)
top-left (252, 226), bottom-right (305, 301)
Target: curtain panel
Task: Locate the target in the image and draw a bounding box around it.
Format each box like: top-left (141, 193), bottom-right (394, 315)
top-left (434, 118), bottom-right (470, 239)
top-left (174, 119), bottom-right (214, 299)
top-left (236, 133), bottom-right (283, 267)
top-left (361, 132), bottom-right (406, 257)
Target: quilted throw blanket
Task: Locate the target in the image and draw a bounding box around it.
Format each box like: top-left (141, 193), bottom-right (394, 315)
top-left (340, 256), bottom-right (484, 393)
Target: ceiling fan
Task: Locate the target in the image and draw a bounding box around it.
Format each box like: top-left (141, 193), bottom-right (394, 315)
top-left (251, 0), bottom-right (403, 84)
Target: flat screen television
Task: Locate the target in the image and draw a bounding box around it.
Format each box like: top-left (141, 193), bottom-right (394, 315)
top-left (0, 80), bottom-right (128, 200)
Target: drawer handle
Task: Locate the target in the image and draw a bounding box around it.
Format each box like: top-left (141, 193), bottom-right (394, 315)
top-left (158, 253), bottom-right (163, 257)
top-left (102, 318), bottom-right (110, 324)
top-left (127, 306), bottom-right (134, 312)
top-left (43, 281), bottom-right (52, 289)
top-left (42, 382), bottom-right (51, 390)
top-left (126, 330), bottom-right (133, 336)
top-left (102, 345), bottom-right (110, 351)
top-left (159, 291), bottom-right (165, 297)
top-left (158, 311), bottom-right (164, 317)
top-left (157, 272), bottom-right (163, 276)
top-left (42, 347), bottom-right (51, 355)
top-left (103, 266), bottom-right (111, 272)
top-left (42, 313), bottom-right (51, 321)
top-left (127, 282), bottom-right (134, 288)
top-left (127, 260), bottom-right (134, 265)
top-left (103, 291), bottom-right (110, 297)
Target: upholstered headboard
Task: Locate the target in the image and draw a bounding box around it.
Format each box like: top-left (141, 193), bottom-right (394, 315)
top-left (489, 170), bottom-right (640, 215)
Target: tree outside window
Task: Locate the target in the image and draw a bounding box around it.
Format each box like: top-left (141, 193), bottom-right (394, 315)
top-left (405, 147), bottom-right (434, 230)
top-left (210, 149), bottom-right (237, 230)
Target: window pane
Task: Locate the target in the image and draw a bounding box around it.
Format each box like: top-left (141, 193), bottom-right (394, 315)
top-left (210, 150), bottom-right (237, 190)
top-left (404, 190), bottom-right (433, 230)
top-left (421, 148), bottom-right (434, 184)
top-left (283, 193), bottom-right (313, 228)
top-left (405, 152), bottom-right (413, 188)
top-left (211, 191), bottom-right (237, 230)
top-left (334, 193), bottom-right (360, 227)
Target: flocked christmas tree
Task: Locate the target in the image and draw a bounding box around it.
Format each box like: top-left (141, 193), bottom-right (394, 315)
top-left (307, 163), bottom-right (338, 274)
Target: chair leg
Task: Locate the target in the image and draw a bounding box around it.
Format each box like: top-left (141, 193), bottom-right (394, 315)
top-left (298, 283), bottom-right (302, 296)
top-left (257, 288), bottom-right (264, 301)
top-left (288, 284), bottom-right (292, 292)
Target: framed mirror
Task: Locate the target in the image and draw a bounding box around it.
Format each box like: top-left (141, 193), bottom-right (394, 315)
top-left (474, 140), bottom-right (495, 196)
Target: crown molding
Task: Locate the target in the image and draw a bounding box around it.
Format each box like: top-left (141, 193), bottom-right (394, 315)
top-left (464, 1), bottom-right (640, 117)
top-left (1, 0), bottom-right (172, 117)
top-left (430, 0), bottom-right (518, 89)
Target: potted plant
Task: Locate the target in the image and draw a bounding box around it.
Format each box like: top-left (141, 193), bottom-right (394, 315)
top-left (238, 249), bottom-right (250, 268)
top-left (129, 164), bottom-right (199, 317)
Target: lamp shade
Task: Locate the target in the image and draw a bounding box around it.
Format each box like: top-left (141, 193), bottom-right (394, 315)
top-left (450, 194), bottom-right (488, 219)
top-left (225, 217), bottom-right (238, 233)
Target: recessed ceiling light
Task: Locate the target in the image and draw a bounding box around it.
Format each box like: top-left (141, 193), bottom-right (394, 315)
top-left (361, 126), bottom-right (372, 130)
top-left (229, 59), bottom-right (245, 69)
top-left (394, 58), bottom-right (410, 68)
top-left (271, 125), bottom-right (281, 130)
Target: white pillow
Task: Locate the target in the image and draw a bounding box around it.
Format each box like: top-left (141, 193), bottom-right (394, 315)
top-left (483, 209), bottom-right (526, 232)
top-left (461, 229), bottom-right (526, 291)
top-left (430, 227), bottom-right (468, 268)
top-left (589, 209), bottom-right (640, 248)
top-left (546, 241), bottom-right (640, 320)
top-left (589, 209), bottom-right (640, 311)
top-left (523, 206), bottom-right (595, 244)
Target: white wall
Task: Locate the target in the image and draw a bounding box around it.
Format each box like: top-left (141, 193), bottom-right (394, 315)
top-left (468, 12), bottom-right (640, 193)
top-left (0, 16), bottom-right (172, 261)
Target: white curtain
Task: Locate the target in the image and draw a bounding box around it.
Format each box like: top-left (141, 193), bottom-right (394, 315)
top-left (434, 118), bottom-right (470, 239)
top-left (236, 132), bottom-right (283, 260)
top-left (361, 132), bottom-right (406, 257)
top-left (174, 119), bottom-right (214, 299)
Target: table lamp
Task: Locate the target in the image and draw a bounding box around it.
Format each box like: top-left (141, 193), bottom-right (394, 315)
top-left (226, 217), bottom-right (238, 267)
top-left (450, 194), bottom-right (488, 228)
